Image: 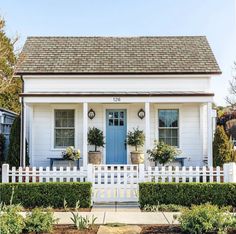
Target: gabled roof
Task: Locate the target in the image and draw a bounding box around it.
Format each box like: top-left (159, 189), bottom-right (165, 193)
top-left (15, 36), bottom-right (221, 75)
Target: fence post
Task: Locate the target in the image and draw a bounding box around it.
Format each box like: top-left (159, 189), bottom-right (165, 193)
top-left (223, 163), bottom-right (236, 183)
top-left (139, 164), bottom-right (145, 182)
top-left (2, 164), bottom-right (9, 183)
top-left (87, 164), bottom-right (93, 182)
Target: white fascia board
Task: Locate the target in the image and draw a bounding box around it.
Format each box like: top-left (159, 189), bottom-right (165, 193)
top-left (23, 96), bottom-right (214, 104)
top-left (22, 74), bottom-right (212, 79)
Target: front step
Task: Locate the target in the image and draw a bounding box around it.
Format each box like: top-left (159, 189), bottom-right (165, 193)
top-left (92, 202), bottom-right (141, 212)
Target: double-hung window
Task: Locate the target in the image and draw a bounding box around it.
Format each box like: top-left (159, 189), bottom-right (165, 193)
top-left (54, 110), bottom-right (75, 148)
top-left (158, 109), bottom-right (179, 147)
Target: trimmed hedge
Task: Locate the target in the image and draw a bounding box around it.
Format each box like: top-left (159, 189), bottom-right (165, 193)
top-left (139, 183), bottom-right (236, 208)
top-left (0, 182), bottom-right (92, 208)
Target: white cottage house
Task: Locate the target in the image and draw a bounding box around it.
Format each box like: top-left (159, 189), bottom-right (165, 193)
top-left (15, 36), bottom-right (221, 168)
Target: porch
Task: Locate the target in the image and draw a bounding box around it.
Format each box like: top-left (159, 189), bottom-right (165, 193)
top-left (21, 92), bottom-right (214, 168)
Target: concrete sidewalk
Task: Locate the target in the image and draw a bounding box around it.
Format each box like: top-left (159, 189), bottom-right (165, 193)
top-left (53, 211), bottom-right (180, 225)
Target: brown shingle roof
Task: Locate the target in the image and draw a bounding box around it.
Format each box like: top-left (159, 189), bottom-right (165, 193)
top-left (16, 36), bottom-right (221, 75)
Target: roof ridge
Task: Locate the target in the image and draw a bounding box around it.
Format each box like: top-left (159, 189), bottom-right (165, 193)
top-left (26, 35), bottom-right (207, 39)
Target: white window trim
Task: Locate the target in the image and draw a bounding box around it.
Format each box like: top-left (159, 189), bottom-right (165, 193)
top-left (156, 104), bottom-right (182, 150)
top-left (50, 105), bottom-right (79, 151)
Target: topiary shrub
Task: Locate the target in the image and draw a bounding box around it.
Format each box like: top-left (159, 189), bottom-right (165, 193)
top-left (213, 125), bottom-right (233, 167)
top-left (127, 127), bottom-right (145, 152)
top-left (0, 133), bottom-right (5, 166)
top-left (88, 127), bottom-right (105, 152)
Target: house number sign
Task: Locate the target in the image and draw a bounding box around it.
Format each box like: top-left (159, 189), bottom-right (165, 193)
top-left (113, 97), bottom-right (121, 102)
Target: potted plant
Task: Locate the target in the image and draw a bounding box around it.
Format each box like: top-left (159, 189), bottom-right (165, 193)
top-left (127, 127), bottom-right (145, 164)
top-left (61, 146), bottom-right (80, 167)
top-left (147, 141), bottom-right (181, 166)
top-left (88, 127), bottom-right (105, 164)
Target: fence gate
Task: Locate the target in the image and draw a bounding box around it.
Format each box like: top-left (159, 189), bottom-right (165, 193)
top-left (91, 164), bottom-right (139, 203)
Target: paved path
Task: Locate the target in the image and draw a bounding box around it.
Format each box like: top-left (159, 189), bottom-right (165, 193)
top-left (53, 211), bottom-right (180, 225)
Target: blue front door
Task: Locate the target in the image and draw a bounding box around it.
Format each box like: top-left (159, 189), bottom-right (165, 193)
top-left (106, 109), bottom-right (127, 164)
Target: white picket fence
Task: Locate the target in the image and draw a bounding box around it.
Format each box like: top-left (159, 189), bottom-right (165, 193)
top-left (90, 164), bottom-right (140, 202)
top-left (145, 166), bottom-right (224, 183)
top-left (2, 163), bottom-right (236, 202)
top-left (2, 165), bottom-right (87, 183)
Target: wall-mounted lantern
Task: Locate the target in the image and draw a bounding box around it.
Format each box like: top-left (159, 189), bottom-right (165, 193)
top-left (88, 109), bottom-right (96, 120)
top-left (137, 109), bottom-right (145, 119)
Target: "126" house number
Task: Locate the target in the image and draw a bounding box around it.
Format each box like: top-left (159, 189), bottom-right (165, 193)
top-left (113, 97), bottom-right (121, 102)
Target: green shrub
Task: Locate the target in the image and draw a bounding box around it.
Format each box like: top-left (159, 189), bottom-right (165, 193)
top-left (139, 183), bottom-right (236, 208)
top-left (0, 182), bottom-right (92, 208)
top-left (25, 207), bottom-right (58, 233)
top-left (143, 203), bottom-right (184, 212)
top-left (179, 203), bottom-right (236, 234)
top-left (7, 116), bottom-right (29, 167)
top-left (7, 116), bottom-right (21, 167)
top-left (0, 133), bottom-right (5, 166)
top-left (147, 141), bottom-right (181, 166)
top-left (0, 204), bottom-right (25, 234)
top-left (213, 125), bottom-right (234, 167)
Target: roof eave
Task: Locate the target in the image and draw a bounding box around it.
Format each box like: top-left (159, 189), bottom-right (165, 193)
top-left (15, 71), bottom-right (222, 76)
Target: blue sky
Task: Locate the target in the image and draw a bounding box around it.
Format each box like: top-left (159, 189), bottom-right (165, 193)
top-left (0, 0), bottom-right (235, 105)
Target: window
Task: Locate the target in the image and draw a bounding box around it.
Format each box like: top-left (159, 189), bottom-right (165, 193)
top-left (108, 111), bottom-right (124, 126)
top-left (158, 109), bottom-right (179, 147)
top-left (54, 110), bottom-right (75, 148)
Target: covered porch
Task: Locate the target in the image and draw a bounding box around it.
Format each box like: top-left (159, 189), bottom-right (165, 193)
top-left (21, 92), bottom-right (214, 168)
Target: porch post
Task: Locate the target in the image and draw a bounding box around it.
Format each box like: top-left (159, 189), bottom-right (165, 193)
top-left (207, 102), bottom-right (213, 166)
top-left (20, 102), bottom-right (27, 168)
top-left (145, 102), bottom-right (151, 166)
top-left (83, 102), bottom-right (88, 168)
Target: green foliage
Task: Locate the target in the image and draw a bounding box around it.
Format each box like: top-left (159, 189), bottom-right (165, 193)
top-left (147, 141), bottom-right (181, 165)
top-left (143, 203), bottom-right (183, 212)
top-left (179, 203), bottom-right (236, 234)
top-left (7, 116), bottom-right (20, 167)
top-left (127, 127), bottom-right (145, 151)
top-left (71, 212), bottom-right (97, 230)
top-left (25, 207), bottom-right (58, 233)
top-left (213, 125), bottom-right (234, 167)
top-left (0, 204), bottom-right (25, 234)
top-left (0, 133), bottom-right (5, 165)
top-left (88, 127), bottom-right (105, 152)
top-left (7, 115), bottom-right (29, 167)
top-left (139, 183), bottom-right (236, 208)
top-left (0, 182), bottom-right (92, 208)
top-left (0, 17), bottom-right (21, 113)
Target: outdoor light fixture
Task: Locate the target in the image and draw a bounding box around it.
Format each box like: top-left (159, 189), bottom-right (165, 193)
top-left (137, 109), bottom-right (145, 119)
top-left (88, 109), bottom-right (96, 120)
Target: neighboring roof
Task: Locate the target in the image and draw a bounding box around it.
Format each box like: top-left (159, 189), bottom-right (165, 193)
top-left (0, 108), bottom-right (18, 116)
top-left (16, 36), bottom-right (221, 75)
top-left (19, 91), bottom-right (214, 97)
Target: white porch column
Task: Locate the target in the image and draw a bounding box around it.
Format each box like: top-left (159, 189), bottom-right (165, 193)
top-left (83, 102), bottom-right (88, 168)
top-left (207, 102), bottom-right (213, 166)
top-left (145, 102), bottom-right (151, 166)
top-left (20, 101), bottom-right (27, 167)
